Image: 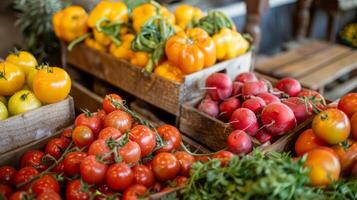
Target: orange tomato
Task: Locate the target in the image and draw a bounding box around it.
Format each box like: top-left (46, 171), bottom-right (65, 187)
top-left (295, 129), bottom-right (326, 156)
top-left (332, 139), bottom-right (357, 173)
top-left (337, 93), bottom-right (357, 118)
top-left (312, 109), bottom-right (351, 145)
top-left (33, 67), bottom-right (71, 104)
top-left (165, 28), bottom-right (216, 74)
top-left (351, 112), bottom-right (357, 140)
top-left (305, 147), bottom-right (341, 186)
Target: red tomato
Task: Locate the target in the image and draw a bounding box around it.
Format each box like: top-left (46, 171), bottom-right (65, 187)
top-left (174, 151), bottom-right (195, 177)
top-left (20, 150), bottom-right (47, 172)
top-left (72, 125), bottom-right (94, 147)
top-left (0, 166), bottom-right (17, 185)
top-left (13, 167), bottom-right (39, 190)
top-left (337, 93), bottom-right (357, 117)
top-left (52, 161), bottom-right (65, 174)
top-left (118, 140), bottom-right (141, 165)
top-left (106, 163), bottom-right (134, 191)
top-left (332, 140), bottom-right (357, 173)
top-left (37, 191), bottom-right (62, 200)
top-left (152, 152), bottom-right (180, 181)
top-left (9, 191), bottom-right (28, 200)
top-left (103, 94), bottom-right (123, 113)
top-left (80, 155), bottom-right (107, 185)
top-left (156, 125), bottom-right (182, 153)
top-left (104, 110), bottom-right (133, 133)
top-left (88, 139), bottom-right (112, 163)
top-left (64, 152), bottom-right (88, 176)
top-left (195, 156), bottom-right (210, 163)
top-left (212, 150), bottom-right (234, 166)
top-left (295, 129), bottom-right (326, 156)
top-left (97, 183), bottom-right (112, 194)
top-left (31, 174), bottom-right (60, 196)
top-left (312, 109), bottom-right (351, 145)
top-left (174, 176), bottom-right (188, 187)
top-left (0, 184), bottom-right (13, 198)
top-left (122, 184), bottom-right (147, 200)
top-left (45, 138), bottom-right (69, 159)
top-left (352, 113), bottom-right (357, 140)
top-left (96, 109), bottom-right (107, 122)
top-left (61, 129), bottom-right (73, 142)
top-left (75, 112), bottom-right (103, 136)
top-left (132, 165), bottom-right (155, 187)
top-left (130, 125), bottom-right (156, 157)
top-left (98, 127), bottom-right (122, 140)
top-left (66, 179), bottom-right (90, 200)
top-left (152, 182), bottom-right (163, 193)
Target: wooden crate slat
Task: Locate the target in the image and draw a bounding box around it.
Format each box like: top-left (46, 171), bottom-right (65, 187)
top-left (70, 81), bottom-right (104, 111)
top-left (324, 76), bottom-right (357, 100)
top-left (255, 41), bottom-right (329, 73)
top-left (274, 45), bottom-right (351, 78)
top-left (299, 51), bottom-right (357, 90)
top-left (0, 97), bottom-right (75, 154)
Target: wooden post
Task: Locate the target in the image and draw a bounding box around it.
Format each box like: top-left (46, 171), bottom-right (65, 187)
top-left (294, 0), bottom-right (313, 40)
top-left (244, 0), bottom-right (269, 53)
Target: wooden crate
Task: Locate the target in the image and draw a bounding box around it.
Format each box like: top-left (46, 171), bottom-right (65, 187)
top-left (65, 43), bottom-right (252, 115)
top-left (0, 97), bottom-right (75, 154)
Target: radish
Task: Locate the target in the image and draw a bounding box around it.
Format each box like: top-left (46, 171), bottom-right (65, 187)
top-left (205, 73), bottom-right (233, 101)
top-left (257, 92), bottom-right (281, 105)
top-left (227, 130), bottom-right (252, 155)
top-left (198, 98), bottom-right (219, 117)
top-left (276, 77), bottom-right (302, 97)
top-left (282, 97), bottom-right (313, 124)
top-left (261, 102), bottom-right (296, 135)
top-left (298, 89), bottom-right (326, 110)
top-left (229, 108), bottom-right (259, 136)
top-left (254, 128), bottom-right (272, 144)
top-left (234, 72), bottom-right (257, 83)
top-left (219, 98), bottom-right (241, 120)
top-left (241, 97), bottom-right (266, 114)
top-left (242, 80), bottom-right (268, 99)
top-left (232, 82), bottom-right (243, 96)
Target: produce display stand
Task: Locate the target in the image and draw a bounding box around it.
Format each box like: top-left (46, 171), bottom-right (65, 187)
top-left (63, 43), bottom-right (252, 116)
top-left (0, 97), bottom-right (75, 154)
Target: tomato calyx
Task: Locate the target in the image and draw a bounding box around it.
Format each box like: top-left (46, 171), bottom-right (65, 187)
top-left (20, 92), bottom-right (30, 101)
top-left (320, 113), bottom-right (328, 121)
top-left (0, 67), bottom-right (7, 80)
top-left (341, 140), bottom-right (352, 150)
top-left (81, 108), bottom-right (94, 117)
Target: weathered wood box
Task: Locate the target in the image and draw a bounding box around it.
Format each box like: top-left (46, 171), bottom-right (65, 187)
top-left (65, 44), bottom-right (252, 115)
top-left (0, 97), bottom-right (75, 154)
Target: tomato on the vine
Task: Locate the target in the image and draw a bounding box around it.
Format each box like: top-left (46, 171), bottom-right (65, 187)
top-left (31, 174), bottom-right (60, 196)
top-left (132, 165), bottom-right (155, 188)
top-left (72, 125), bottom-right (94, 147)
top-left (156, 125), bottom-right (182, 153)
top-left (152, 152), bottom-right (180, 181)
top-left (64, 152), bottom-right (88, 177)
top-left (20, 150), bottom-right (47, 172)
top-left (122, 184), bottom-right (147, 200)
top-left (45, 138), bottom-right (69, 159)
top-left (88, 139), bottom-right (112, 163)
top-left (212, 150), bottom-right (234, 166)
top-left (0, 184), bottom-right (13, 198)
top-left (13, 167), bottom-right (39, 190)
top-left (98, 127), bottom-right (122, 140)
top-left (174, 176), bottom-right (188, 187)
top-left (174, 151), bottom-right (195, 176)
top-left (118, 140), bottom-right (141, 165)
top-left (36, 191), bottom-right (62, 200)
top-left (66, 179), bottom-right (90, 200)
top-left (130, 125), bottom-right (156, 157)
top-left (106, 163), bottom-right (134, 191)
top-left (75, 111), bottom-right (103, 135)
top-left (80, 155), bottom-right (107, 185)
top-left (0, 166), bottom-right (17, 185)
top-left (295, 129), bottom-right (326, 156)
top-left (9, 191), bottom-right (28, 200)
top-left (104, 110), bottom-right (133, 133)
top-left (61, 129), bottom-right (73, 142)
top-left (103, 94), bottom-right (123, 113)
top-left (52, 161), bottom-right (65, 174)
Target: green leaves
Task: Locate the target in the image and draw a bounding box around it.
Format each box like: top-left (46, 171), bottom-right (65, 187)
top-left (193, 11), bottom-right (234, 36)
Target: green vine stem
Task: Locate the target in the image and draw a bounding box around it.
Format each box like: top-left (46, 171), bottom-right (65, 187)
top-left (67, 33), bottom-right (91, 51)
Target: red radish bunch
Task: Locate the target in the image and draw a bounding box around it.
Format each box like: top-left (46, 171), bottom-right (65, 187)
top-left (205, 73), bottom-right (233, 101)
top-left (227, 130), bottom-right (252, 154)
top-left (219, 98), bottom-right (241, 119)
top-left (234, 72), bottom-right (258, 83)
top-left (257, 92), bottom-right (281, 105)
top-left (198, 97), bottom-right (219, 117)
top-left (282, 97), bottom-right (313, 123)
top-left (241, 97), bottom-right (266, 114)
top-left (276, 77), bottom-right (302, 97)
top-left (242, 80), bottom-right (268, 99)
top-left (229, 108), bottom-right (259, 136)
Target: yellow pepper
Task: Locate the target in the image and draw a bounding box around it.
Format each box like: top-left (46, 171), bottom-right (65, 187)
top-left (52, 6), bottom-right (89, 42)
top-left (132, 3), bottom-right (175, 33)
top-left (109, 34), bottom-right (135, 60)
top-left (213, 28), bottom-right (249, 61)
top-left (93, 29), bottom-right (111, 47)
top-left (154, 61), bottom-right (183, 83)
top-left (175, 5), bottom-right (203, 29)
top-left (84, 37), bottom-right (106, 52)
top-left (130, 52), bottom-right (149, 68)
top-left (87, 1), bottom-right (128, 28)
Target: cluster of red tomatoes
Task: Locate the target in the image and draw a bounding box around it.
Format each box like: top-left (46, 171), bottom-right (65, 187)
top-left (0, 94), bottom-right (208, 200)
top-left (294, 93), bottom-right (357, 186)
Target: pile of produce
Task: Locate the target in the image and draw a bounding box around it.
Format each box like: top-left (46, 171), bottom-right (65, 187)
top-left (52, 1), bottom-right (250, 82)
top-left (198, 72), bottom-right (327, 154)
top-left (0, 50), bottom-right (71, 120)
top-left (0, 93), bottom-right (212, 199)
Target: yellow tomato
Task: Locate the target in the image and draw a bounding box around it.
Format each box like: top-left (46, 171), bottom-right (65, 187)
top-left (26, 68), bottom-right (38, 90)
top-left (8, 90), bottom-right (42, 116)
top-left (33, 67), bottom-right (71, 104)
top-left (0, 101), bottom-right (8, 120)
top-left (0, 61), bottom-right (25, 96)
top-left (5, 50), bottom-right (38, 76)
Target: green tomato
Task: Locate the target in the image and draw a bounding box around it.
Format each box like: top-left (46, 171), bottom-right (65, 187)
top-left (0, 101), bottom-right (8, 120)
top-left (8, 90), bottom-right (42, 116)
top-left (0, 96), bottom-right (7, 106)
